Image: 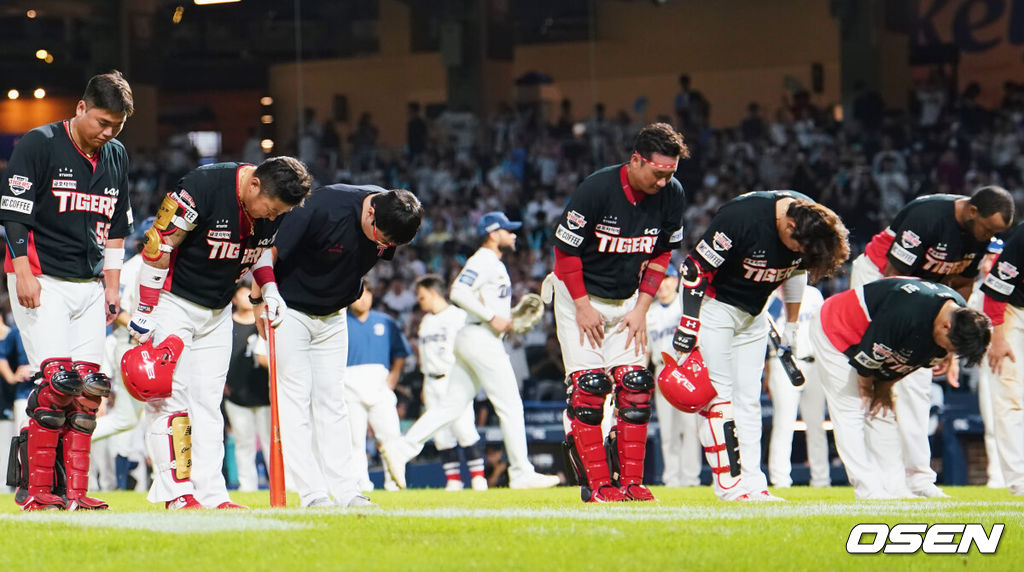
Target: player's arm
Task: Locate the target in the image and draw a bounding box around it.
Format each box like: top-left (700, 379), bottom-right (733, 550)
top-left (250, 246), bottom-right (286, 336)
top-left (779, 271), bottom-right (806, 352)
top-left (387, 322), bottom-right (412, 390)
top-left (552, 184), bottom-right (602, 348)
top-left (102, 237), bottom-right (125, 326)
top-left (450, 264), bottom-right (504, 331)
top-left (618, 249), bottom-right (672, 356)
top-left (2, 132), bottom-right (49, 309)
top-left (4, 222), bottom-right (40, 309)
top-left (128, 193), bottom-right (196, 342)
top-left (553, 247), bottom-right (603, 349)
top-left (981, 278), bottom-right (1017, 373)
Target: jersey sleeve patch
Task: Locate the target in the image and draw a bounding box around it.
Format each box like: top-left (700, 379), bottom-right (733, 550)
top-left (852, 351), bottom-right (882, 370)
top-left (555, 224), bottom-right (584, 248)
top-left (983, 273), bottom-right (1015, 296)
top-left (889, 243), bottom-right (917, 267)
top-left (669, 226), bottom-right (684, 243)
top-left (695, 239), bottom-right (725, 268)
top-left (7, 175), bottom-right (33, 195)
top-left (1, 196), bottom-right (33, 214)
top-left (457, 269), bottom-right (478, 286)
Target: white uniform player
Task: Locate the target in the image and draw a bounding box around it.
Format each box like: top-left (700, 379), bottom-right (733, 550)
top-left (415, 274), bottom-right (487, 491)
top-left (645, 267), bottom-right (701, 487)
top-left (765, 286), bottom-right (830, 489)
top-left (381, 212), bottom-right (560, 490)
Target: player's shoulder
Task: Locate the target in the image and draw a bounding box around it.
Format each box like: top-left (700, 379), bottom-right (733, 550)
top-left (313, 183), bottom-right (383, 204)
top-left (574, 164), bottom-right (622, 198)
top-left (14, 122), bottom-right (62, 150)
top-left (904, 193), bottom-right (960, 212)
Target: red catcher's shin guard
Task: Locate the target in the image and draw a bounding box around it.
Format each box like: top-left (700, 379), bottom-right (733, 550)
top-left (61, 427), bottom-right (107, 510)
top-left (615, 422), bottom-right (650, 486)
top-left (22, 419), bottom-right (65, 510)
top-left (570, 419), bottom-right (612, 491)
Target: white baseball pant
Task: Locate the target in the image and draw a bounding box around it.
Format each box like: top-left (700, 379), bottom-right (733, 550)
top-left (977, 355), bottom-right (1006, 487)
top-left (224, 400), bottom-right (270, 492)
top-left (422, 374), bottom-right (480, 450)
top-left (94, 334), bottom-right (142, 442)
top-left (143, 292), bottom-right (232, 506)
top-left (653, 369), bottom-right (701, 487)
top-left (273, 307), bottom-right (361, 506)
top-left (402, 324), bottom-right (539, 484)
top-left (7, 274), bottom-right (105, 372)
top-left (550, 277), bottom-right (647, 373)
top-left (808, 311), bottom-right (912, 499)
top-left (344, 363), bottom-right (402, 491)
top-left (850, 253), bottom-right (936, 493)
top-left (990, 304), bottom-right (1024, 495)
top-left (767, 356), bottom-right (830, 488)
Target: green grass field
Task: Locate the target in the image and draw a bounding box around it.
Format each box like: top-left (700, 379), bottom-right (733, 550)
top-left (0, 486), bottom-right (1020, 571)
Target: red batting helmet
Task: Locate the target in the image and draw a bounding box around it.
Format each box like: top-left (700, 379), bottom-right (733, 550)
top-left (120, 335), bottom-right (185, 402)
top-left (658, 349), bottom-right (716, 413)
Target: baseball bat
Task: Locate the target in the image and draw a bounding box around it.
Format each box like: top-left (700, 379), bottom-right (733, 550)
top-left (766, 315), bottom-right (805, 387)
top-left (266, 314), bottom-right (287, 507)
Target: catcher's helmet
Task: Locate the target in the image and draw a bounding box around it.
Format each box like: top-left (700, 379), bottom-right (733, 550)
top-left (658, 349), bottom-right (716, 413)
top-left (120, 335), bottom-right (185, 402)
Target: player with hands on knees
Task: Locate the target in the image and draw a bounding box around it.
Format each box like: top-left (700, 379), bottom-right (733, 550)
top-left (673, 190), bottom-right (848, 501)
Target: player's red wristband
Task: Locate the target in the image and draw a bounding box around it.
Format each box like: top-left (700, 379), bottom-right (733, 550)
top-left (138, 284), bottom-right (161, 313)
top-left (553, 248), bottom-right (587, 300)
top-left (983, 295), bottom-right (1008, 326)
top-left (252, 266), bottom-right (276, 287)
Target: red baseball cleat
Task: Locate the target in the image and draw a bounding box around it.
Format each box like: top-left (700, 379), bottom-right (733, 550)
top-left (620, 484), bottom-right (657, 501)
top-left (165, 495), bottom-right (203, 510)
top-left (216, 501), bottom-right (249, 509)
top-left (584, 485), bottom-right (629, 503)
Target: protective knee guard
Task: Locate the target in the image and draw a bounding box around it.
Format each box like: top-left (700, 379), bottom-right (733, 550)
top-left (698, 401), bottom-right (743, 494)
top-left (39, 358), bottom-right (83, 401)
top-left (73, 361), bottom-right (111, 414)
top-left (565, 369), bottom-right (614, 495)
top-left (612, 365), bottom-right (654, 491)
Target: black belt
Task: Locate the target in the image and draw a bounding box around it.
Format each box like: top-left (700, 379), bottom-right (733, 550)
top-left (427, 373), bottom-right (445, 379)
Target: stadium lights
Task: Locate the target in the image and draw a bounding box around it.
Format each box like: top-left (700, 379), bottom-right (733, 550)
top-left (260, 138), bottom-right (274, 152)
top-left (172, 6), bottom-right (184, 24)
top-left (7, 90), bottom-right (19, 100)
top-left (260, 96), bottom-right (273, 106)
top-left (35, 49), bottom-right (49, 60)
top-left (33, 88), bottom-right (45, 99)
top-left (260, 114), bottom-right (273, 124)
top-left (44, 54), bottom-right (53, 64)
top-left (194, 0), bottom-right (241, 5)
top-left (26, 10), bottom-right (37, 18)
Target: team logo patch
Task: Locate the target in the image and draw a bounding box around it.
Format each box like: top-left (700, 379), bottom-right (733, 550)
top-left (853, 352), bottom-right (882, 370)
top-left (208, 230), bottom-right (231, 240)
top-left (900, 230), bottom-right (921, 248)
top-left (177, 190), bottom-right (196, 208)
top-left (872, 343), bottom-right (893, 361)
top-left (374, 323), bottom-right (386, 336)
top-left (998, 261), bottom-right (1019, 280)
top-left (695, 240), bottom-right (725, 268)
top-left (712, 232), bottom-right (732, 251)
top-left (8, 175), bottom-right (32, 195)
top-left (566, 210), bottom-right (587, 230)
top-left (984, 273), bottom-right (1015, 296)
top-left (457, 269), bottom-right (478, 286)
top-left (669, 226), bottom-right (684, 243)
top-left (595, 224), bottom-right (620, 235)
top-left (1, 196), bottom-right (33, 214)
top-left (555, 224), bottom-right (584, 248)
top-left (51, 179), bottom-right (76, 190)
top-left (643, 227), bottom-right (660, 236)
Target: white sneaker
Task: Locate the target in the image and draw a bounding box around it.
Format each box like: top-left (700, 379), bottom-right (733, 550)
top-left (305, 497), bottom-right (334, 508)
top-left (913, 485), bottom-right (950, 498)
top-left (509, 472), bottom-right (560, 490)
top-left (342, 494), bottom-right (379, 508)
top-left (736, 489), bottom-right (786, 502)
top-left (445, 479), bottom-right (465, 491)
top-left (379, 438), bottom-right (416, 490)
top-left (470, 475), bottom-right (488, 491)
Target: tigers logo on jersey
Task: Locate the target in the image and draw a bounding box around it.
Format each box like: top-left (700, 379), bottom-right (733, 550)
top-left (8, 175), bottom-right (32, 195)
top-left (51, 190), bottom-right (116, 218)
top-left (566, 210), bottom-right (587, 230)
top-left (712, 231), bottom-right (732, 251)
top-left (901, 230), bottom-right (921, 248)
top-left (998, 260), bottom-right (1019, 280)
top-left (595, 232), bottom-right (657, 254)
top-left (872, 343), bottom-right (893, 361)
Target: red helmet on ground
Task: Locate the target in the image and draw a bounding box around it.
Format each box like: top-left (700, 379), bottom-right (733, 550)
top-left (120, 335), bottom-right (185, 402)
top-left (658, 349), bottom-right (716, 413)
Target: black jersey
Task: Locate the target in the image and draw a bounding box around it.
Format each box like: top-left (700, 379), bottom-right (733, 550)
top-left (165, 163), bottom-right (280, 309)
top-left (274, 184), bottom-right (396, 316)
top-left (225, 319), bottom-right (270, 408)
top-left (821, 277), bottom-right (964, 381)
top-left (863, 194), bottom-right (985, 281)
top-left (690, 191), bottom-right (810, 316)
top-left (552, 164), bottom-right (686, 299)
top-left (0, 120), bottom-right (132, 279)
top-left (980, 222), bottom-right (1024, 307)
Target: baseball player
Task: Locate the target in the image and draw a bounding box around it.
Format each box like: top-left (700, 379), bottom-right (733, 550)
top-left (765, 285), bottom-right (830, 489)
top-left (345, 286), bottom-right (411, 492)
top-left (125, 157), bottom-right (312, 509)
top-left (849, 186), bottom-right (1013, 497)
top-left (380, 211), bottom-right (560, 491)
top-left (250, 184), bottom-right (421, 508)
top-left (2, 71), bottom-right (134, 511)
top-left (671, 190), bottom-right (849, 501)
top-left (414, 274), bottom-right (487, 491)
top-left (550, 123), bottom-right (688, 503)
top-left (645, 264), bottom-right (701, 487)
top-left (979, 223), bottom-right (1024, 495)
top-left (808, 277), bottom-right (990, 499)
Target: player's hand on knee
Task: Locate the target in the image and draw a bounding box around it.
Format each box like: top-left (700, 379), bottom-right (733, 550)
top-left (672, 318), bottom-right (699, 353)
top-left (573, 299), bottom-right (603, 348)
top-left (129, 313), bottom-right (156, 343)
top-left (261, 283), bottom-right (288, 327)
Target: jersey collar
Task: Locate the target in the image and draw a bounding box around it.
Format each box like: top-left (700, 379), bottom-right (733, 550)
top-left (63, 120), bottom-right (100, 170)
top-left (619, 164), bottom-right (646, 205)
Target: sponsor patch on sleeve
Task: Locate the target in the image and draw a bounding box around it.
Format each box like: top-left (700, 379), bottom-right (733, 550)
top-left (1, 196), bottom-right (33, 215)
top-left (889, 243), bottom-right (917, 266)
top-left (566, 210), bottom-right (587, 230)
top-left (695, 240), bottom-right (725, 268)
top-left (853, 351), bottom-right (882, 370)
top-left (983, 273), bottom-right (1015, 296)
top-left (457, 269), bottom-right (478, 286)
top-left (669, 226), bottom-right (684, 243)
top-left (555, 224), bottom-right (584, 248)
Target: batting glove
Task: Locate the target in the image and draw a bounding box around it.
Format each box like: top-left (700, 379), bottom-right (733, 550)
top-left (262, 282), bottom-right (288, 327)
top-left (129, 313), bottom-right (156, 344)
top-left (672, 317), bottom-right (700, 353)
top-left (782, 321), bottom-right (799, 357)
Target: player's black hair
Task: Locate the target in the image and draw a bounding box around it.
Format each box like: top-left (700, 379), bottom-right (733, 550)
top-left (948, 308), bottom-right (991, 368)
top-left (372, 189), bottom-right (423, 245)
top-left (788, 200), bottom-right (851, 283)
top-left (633, 122), bottom-right (691, 160)
top-left (83, 70), bottom-right (134, 116)
top-left (254, 156), bottom-right (313, 206)
top-left (414, 274), bottom-right (447, 296)
top-left (969, 185), bottom-right (1014, 225)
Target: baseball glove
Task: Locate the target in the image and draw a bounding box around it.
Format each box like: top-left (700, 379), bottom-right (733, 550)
top-left (510, 293), bottom-right (544, 334)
